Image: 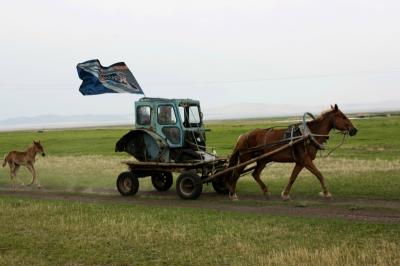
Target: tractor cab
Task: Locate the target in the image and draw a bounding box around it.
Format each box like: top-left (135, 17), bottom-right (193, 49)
top-left (135, 98), bottom-right (205, 148)
top-left (116, 97), bottom-right (209, 163)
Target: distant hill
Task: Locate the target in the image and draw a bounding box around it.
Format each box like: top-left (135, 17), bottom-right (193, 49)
top-left (0, 100), bottom-right (399, 130)
top-left (0, 114), bottom-right (133, 131)
top-left (205, 100), bottom-right (400, 120)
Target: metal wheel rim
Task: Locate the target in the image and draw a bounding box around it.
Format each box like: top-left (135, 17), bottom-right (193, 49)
top-left (180, 176), bottom-right (195, 196)
top-left (153, 173), bottom-right (167, 187)
top-left (120, 176), bottom-right (132, 193)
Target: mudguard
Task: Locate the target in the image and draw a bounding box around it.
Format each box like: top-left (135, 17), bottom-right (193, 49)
top-left (115, 129), bottom-right (170, 162)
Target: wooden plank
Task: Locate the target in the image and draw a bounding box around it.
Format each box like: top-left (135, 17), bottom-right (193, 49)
top-left (122, 158), bottom-right (227, 170)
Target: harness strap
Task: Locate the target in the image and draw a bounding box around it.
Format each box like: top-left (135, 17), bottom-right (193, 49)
top-left (289, 125), bottom-right (298, 163)
top-left (238, 112), bottom-right (344, 157)
top-left (289, 126), bottom-right (294, 146)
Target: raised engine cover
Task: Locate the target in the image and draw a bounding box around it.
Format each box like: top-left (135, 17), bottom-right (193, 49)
top-left (115, 129), bottom-right (170, 162)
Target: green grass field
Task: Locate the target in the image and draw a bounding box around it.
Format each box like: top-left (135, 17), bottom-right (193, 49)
top-left (0, 115), bottom-right (399, 159)
top-left (0, 115), bottom-right (399, 265)
top-left (0, 196), bottom-right (399, 266)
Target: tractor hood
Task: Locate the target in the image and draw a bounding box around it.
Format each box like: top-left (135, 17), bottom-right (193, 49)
top-left (115, 129), bottom-right (170, 162)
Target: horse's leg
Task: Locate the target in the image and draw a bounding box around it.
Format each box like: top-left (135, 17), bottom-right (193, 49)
top-left (281, 163), bottom-right (303, 201)
top-left (229, 165), bottom-right (245, 201)
top-left (13, 165), bottom-right (24, 186)
top-left (226, 170), bottom-right (237, 200)
top-left (228, 169), bottom-right (239, 201)
top-left (251, 159), bottom-right (270, 196)
top-left (225, 173), bottom-right (234, 197)
top-left (26, 163), bottom-right (39, 187)
top-left (304, 159), bottom-right (331, 199)
top-left (9, 163), bottom-right (16, 192)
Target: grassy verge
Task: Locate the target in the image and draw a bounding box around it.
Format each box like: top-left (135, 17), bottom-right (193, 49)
top-left (0, 196), bottom-right (399, 266)
top-left (1, 156), bottom-right (399, 200)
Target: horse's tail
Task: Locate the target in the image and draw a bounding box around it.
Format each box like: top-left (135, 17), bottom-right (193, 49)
top-left (228, 149), bottom-right (240, 169)
top-left (228, 134), bottom-right (247, 168)
top-left (2, 155), bottom-right (7, 167)
top-left (224, 135), bottom-right (245, 183)
top-left (221, 149), bottom-right (239, 185)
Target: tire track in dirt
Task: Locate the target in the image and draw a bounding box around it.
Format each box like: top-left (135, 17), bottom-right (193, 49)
top-left (1, 189), bottom-right (399, 223)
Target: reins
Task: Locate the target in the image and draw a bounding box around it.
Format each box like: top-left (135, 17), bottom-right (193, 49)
top-left (319, 131), bottom-right (348, 158)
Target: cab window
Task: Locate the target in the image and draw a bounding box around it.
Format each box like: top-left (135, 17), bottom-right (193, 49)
top-left (158, 105), bottom-right (177, 125)
top-left (188, 106), bottom-right (201, 124)
top-left (179, 105), bottom-right (201, 127)
top-left (162, 127), bottom-right (181, 144)
top-left (137, 106), bottom-right (151, 125)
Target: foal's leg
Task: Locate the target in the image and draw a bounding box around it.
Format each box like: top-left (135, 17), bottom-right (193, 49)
top-left (304, 159), bottom-right (331, 199)
top-left (13, 165), bottom-right (24, 186)
top-left (281, 163), bottom-right (303, 201)
top-left (26, 163), bottom-right (40, 188)
top-left (9, 163), bottom-right (17, 191)
top-left (251, 159), bottom-right (269, 196)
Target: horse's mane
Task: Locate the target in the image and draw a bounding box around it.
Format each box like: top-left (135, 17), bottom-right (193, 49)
top-left (315, 108), bottom-right (334, 121)
top-left (28, 142), bottom-right (39, 150)
top-left (27, 143), bottom-right (36, 151)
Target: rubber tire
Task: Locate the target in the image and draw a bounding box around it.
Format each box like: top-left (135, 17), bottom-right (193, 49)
top-left (212, 177), bottom-right (229, 195)
top-left (151, 172), bottom-right (173, 192)
top-left (176, 171), bottom-right (203, 200)
top-left (116, 171), bottom-right (139, 196)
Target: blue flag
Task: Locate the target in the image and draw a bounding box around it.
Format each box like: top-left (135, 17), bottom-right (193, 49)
top-left (77, 59), bottom-right (144, 95)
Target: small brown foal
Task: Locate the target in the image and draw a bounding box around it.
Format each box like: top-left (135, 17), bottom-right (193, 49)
top-left (2, 140), bottom-right (46, 190)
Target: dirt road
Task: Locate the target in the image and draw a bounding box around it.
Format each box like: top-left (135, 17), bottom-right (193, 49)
top-left (1, 189), bottom-right (399, 223)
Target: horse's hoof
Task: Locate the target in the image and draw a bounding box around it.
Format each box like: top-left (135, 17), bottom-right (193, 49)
top-left (263, 191), bottom-right (271, 198)
top-left (282, 195), bottom-right (291, 201)
top-left (37, 185), bottom-right (42, 189)
top-left (281, 191), bottom-right (291, 201)
top-left (319, 191), bottom-right (332, 199)
top-left (229, 194), bottom-right (239, 201)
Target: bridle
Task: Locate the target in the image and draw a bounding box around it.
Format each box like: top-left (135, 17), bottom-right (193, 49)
top-left (302, 112), bottom-right (349, 156)
top-left (312, 112), bottom-right (352, 157)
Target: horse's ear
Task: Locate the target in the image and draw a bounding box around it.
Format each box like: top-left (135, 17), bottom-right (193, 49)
top-left (334, 104), bottom-right (338, 111)
top-left (330, 105), bottom-right (334, 110)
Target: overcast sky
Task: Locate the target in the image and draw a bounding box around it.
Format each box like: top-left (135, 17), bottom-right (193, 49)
top-left (1, 0), bottom-right (400, 120)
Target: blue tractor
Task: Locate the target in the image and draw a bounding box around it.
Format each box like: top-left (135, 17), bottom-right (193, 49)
top-left (115, 97), bottom-right (228, 199)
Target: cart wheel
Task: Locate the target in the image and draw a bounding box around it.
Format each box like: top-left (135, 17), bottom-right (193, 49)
top-left (212, 177), bottom-right (229, 195)
top-left (176, 171), bottom-right (203, 200)
top-left (116, 171), bottom-right (139, 196)
top-left (151, 172), bottom-right (173, 191)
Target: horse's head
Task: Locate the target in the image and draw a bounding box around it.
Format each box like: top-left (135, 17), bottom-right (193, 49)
top-left (33, 140), bottom-right (46, 156)
top-left (329, 104), bottom-right (358, 136)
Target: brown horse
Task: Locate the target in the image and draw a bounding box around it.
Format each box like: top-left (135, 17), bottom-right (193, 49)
top-left (226, 104), bottom-right (357, 201)
top-left (2, 140), bottom-right (46, 190)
